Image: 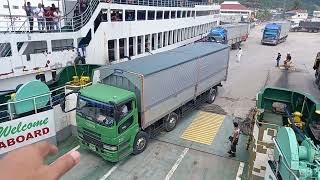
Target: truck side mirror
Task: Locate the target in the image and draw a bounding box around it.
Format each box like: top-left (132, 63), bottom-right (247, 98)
top-left (60, 91), bottom-right (80, 113)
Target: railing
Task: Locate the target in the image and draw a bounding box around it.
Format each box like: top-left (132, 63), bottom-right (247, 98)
top-left (101, 0), bottom-right (215, 7)
top-left (0, 86), bottom-right (66, 122)
top-left (0, 0), bottom-right (216, 33)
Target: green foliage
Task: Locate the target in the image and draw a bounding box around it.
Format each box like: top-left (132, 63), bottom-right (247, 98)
top-left (222, 0), bottom-right (320, 12)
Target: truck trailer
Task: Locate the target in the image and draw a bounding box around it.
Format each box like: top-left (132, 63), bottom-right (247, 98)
top-left (62, 42), bottom-right (230, 162)
top-left (261, 22), bottom-right (290, 45)
top-left (291, 21), bottom-right (320, 33)
top-left (206, 23), bottom-right (249, 49)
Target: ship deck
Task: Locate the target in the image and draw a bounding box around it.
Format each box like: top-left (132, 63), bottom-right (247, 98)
top-left (48, 110), bottom-right (249, 180)
top-left (46, 24), bottom-right (320, 180)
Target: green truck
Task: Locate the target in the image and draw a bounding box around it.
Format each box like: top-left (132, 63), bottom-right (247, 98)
top-left (62, 42), bottom-right (230, 162)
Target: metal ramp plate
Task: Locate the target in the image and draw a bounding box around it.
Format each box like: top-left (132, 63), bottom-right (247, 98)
top-left (180, 111), bottom-right (225, 145)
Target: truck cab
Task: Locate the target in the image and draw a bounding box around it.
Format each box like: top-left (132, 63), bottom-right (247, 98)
top-left (76, 83), bottom-right (140, 162)
top-left (262, 23), bottom-right (280, 44)
top-left (207, 27), bottom-right (227, 44)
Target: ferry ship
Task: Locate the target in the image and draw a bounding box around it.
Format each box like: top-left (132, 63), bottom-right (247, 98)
top-left (0, 0), bottom-right (220, 91)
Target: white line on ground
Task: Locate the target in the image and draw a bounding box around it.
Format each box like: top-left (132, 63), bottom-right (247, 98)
top-left (70, 145), bottom-right (80, 152)
top-left (164, 147), bottom-right (189, 180)
top-left (236, 162), bottom-right (245, 180)
top-left (99, 162), bottom-right (120, 180)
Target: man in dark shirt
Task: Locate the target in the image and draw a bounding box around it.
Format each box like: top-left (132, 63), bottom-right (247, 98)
top-left (276, 53), bottom-right (281, 67)
top-left (24, 1), bottom-right (33, 31)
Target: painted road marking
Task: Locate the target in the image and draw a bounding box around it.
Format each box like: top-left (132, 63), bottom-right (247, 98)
top-left (236, 162), bottom-right (245, 180)
top-left (164, 148), bottom-right (189, 180)
top-left (181, 111), bottom-right (225, 145)
top-left (99, 162), bottom-right (120, 180)
top-left (70, 145), bottom-right (80, 152)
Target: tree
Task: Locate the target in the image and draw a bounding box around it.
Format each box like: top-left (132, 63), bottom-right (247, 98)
top-left (291, 0), bottom-right (301, 10)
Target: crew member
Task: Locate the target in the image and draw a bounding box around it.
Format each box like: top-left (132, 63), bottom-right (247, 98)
top-left (276, 52), bottom-right (281, 67)
top-left (228, 122), bottom-right (240, 157)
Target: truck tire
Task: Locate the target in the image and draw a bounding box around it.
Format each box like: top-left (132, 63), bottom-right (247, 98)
top-left (132, 131), bottom-right (149, 155)
top-left (164, 112), bottom-right (179, 132)
top-left (207, 87), bottom-right (218, 104)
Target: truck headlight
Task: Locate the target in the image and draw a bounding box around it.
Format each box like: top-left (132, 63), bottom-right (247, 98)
top-left (103, 144), bottom-right (118, 151)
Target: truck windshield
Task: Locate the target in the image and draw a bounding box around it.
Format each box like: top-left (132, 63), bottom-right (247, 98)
top-left (77, 96), bottom-right (115, 127)
top-left (208, 33), bottom-right (223, 42)
top-left (264, 29), bottom-right (278, 34)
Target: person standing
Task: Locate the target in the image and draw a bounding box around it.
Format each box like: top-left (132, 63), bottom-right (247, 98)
top-left (33, 3), bottom-right (45, 30)
top-left (276, 52), bottom-right (281, 67)
top-left (24, 1), bottom-right (34, 31)
top-left (53, 8), bottom-right (60, 30)
top-left (228, 122), bottom-right (240, 157)
top-left (236, 47), bottom-right (243, 63)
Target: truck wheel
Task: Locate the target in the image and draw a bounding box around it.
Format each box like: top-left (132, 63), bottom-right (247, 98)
top-left (164, 112), bottom-right (179, 132)
top-left (207, 87), bottom-right (217, 104)
top-left (132, 131), bottom-right (149, 155)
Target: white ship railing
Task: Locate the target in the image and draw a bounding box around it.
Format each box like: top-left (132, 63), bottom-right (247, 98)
top-left (0, 86), bottom-right (66, 122)
top-left (0, 0), bottom-right (216, 33)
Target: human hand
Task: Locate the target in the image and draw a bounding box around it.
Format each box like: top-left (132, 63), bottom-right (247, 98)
top-left (0, 141), bottom-right (80, 180)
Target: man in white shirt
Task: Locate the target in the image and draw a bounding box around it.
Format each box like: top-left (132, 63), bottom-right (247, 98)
top-left (33, 3), bottom-right (44, 30)
top-left (236, 47), bottom-right (243, 63)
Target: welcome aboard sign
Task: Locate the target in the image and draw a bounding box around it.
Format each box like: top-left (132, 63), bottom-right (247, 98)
top-left (0, 110), bottom-right (56, 154)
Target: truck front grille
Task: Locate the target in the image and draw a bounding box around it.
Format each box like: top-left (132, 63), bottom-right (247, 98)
top-left (83, 128), bottom-right (103, 148)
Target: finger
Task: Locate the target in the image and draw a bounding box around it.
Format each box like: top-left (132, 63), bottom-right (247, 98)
top-left (33, 141), bottom-right (58, 157)
top-left (48, 151), bottom-right (80, 179)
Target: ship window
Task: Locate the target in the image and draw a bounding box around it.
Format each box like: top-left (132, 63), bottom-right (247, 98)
top-left (145, 35), bottom-right (150, 52)
top-left (191, 11), bottom-right (195, 17)
top-left (100, 9), bottom-right (108, 22)
top-left (0, 43), bottom-right (12, 57)
top-left (13, 5), bottom-right (19, 9)
top-left (164, 11), bottom-right (170, 19)
top-left (156, 11), bottom-right (163, 20)
top-left (108, 40), bottom-right (115, 62)
top-left (129, 37), bottom-right (134, 56)
top-left (158, 33), bottom-right (162, 48)
top-left (187, 11), bottom-right (191, 17)
top-left (111, 9), bottom-right (123, 21)
top-left (147, 11), bottom-right (155, 20)
top-left (177, 11), bottom-right (181, 18)
top-left (137, 10), bottom-right (146, 20)
top-left (171, 11), bottom-right (176, 18)
top-left (18, 41), bottom-right (47, 55)
top-left (182, 11), bottom-right (186, 18)
top-left (163, 31), bottom-right (166, 47)
top-left (119, 38), bottom-right (125, 59)
top-left (3, 5), bottom-right (9, 8)
top-left (137, 36), bottom-right (142, 54)
top-left (125, 10), bottom-right (135, 21)
top-left (51, 39), bottom-right (73, 52)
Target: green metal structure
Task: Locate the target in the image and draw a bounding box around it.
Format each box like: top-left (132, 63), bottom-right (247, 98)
top-left (256, 86), bottom-right (320, 144)
top-left (274, 127), bottom-right (320, 180)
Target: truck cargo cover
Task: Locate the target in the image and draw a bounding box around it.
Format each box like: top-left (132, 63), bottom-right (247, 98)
top-left (109, 42), bottom-right (229, 76)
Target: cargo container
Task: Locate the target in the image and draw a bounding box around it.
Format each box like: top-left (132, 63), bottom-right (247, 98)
top-left (291, 21), bottom-right (320, 33)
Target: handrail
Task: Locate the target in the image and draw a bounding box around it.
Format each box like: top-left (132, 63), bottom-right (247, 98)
top-left (0, 85), bottom-right (66, 121)
top-left (0, 0), bottom-right (216, 33)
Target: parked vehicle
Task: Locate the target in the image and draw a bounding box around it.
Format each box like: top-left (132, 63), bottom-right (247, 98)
top-left (291, 21), bottom-right (320, 32)
top-left (206, 24), bottom-right (249, 49)
top-left (61, 42), bottom-right (230, 162)
top-left (261, 22), bottom-right (290, 45)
